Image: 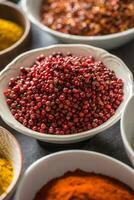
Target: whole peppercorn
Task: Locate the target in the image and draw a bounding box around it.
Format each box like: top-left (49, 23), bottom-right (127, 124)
top-left (4, 53), bottom-right (124, 135)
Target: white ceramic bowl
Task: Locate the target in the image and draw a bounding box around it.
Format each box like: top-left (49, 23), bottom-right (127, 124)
top-left (121, 95), bottom-right (134, 167)
top-left (0, 44), bottom-right (133, 144)
top-left (21, 0), bottom-right (134, 49)
top-left (15, 150), bottom-right (134, 200)
top-left (0, 126), bottom-right (23, 200)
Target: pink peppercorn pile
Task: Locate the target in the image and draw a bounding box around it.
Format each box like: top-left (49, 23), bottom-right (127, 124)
top-left (4, 53), bottom-right (124, 135)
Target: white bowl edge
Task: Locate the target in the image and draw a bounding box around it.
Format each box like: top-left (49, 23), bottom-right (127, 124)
top-left (121, 95), bottom-right (134, 166)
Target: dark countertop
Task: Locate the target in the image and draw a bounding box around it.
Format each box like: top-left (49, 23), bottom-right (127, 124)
top-left (0, 24), bottom-right (134, 199)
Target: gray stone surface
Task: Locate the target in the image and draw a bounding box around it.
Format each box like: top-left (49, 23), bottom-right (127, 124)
top-left (0, 25), bottom-right (134, 199)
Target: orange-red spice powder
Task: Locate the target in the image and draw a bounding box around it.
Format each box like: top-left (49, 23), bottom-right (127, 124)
top-left (34, 170), bottom-right (134, 200)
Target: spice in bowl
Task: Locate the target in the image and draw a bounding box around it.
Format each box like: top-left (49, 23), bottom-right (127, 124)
top-left (0, 156), bottom-right (13, 195)
top-left (34, 169), bottom-right (134, 200)
top-left (41, 0), bottom-right (134, 36)
top-left (4, 53), bottom-right (124, 135)
top-left (0, 18), bottom-right (23, 51)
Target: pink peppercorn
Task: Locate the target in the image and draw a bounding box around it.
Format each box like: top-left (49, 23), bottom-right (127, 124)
top-left (4, 53), bottom-right (124, 135)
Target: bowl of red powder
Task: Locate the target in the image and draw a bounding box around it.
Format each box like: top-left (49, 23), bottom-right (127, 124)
top-left (0, 44), bottom-right (133, 143)
top-left (15, 150), bottom-right (134, 200)
top-left (21, 0), bottom-right (134, 49)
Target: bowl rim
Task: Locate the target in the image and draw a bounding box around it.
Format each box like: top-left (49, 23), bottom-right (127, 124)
top-left (0, 126), bottom-right (23, 200)
top-left (20, 150), bottom-right (134, 175)
top-left (0, 44), bottom-right (133, 142)
top-left (22, 0), bottom-right (134, 41)
top-left (15, 150), bottom-right (134, 200)
top-left (0, 1), bottom-right (31, 56)
top-left (121, 94), bottom-right (134, 159)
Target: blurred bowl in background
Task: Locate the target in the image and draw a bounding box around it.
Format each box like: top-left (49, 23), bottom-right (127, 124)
top-left (22, 0), bottom-right (134, 49)
top-left (0, 1), bottom-right (31, 69)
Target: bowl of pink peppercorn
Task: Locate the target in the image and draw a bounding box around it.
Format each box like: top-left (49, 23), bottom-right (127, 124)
top-left (0, 44), bottom-right (133, 144)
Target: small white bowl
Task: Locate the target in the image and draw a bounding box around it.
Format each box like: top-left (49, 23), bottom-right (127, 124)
top-left (21, 0), bottom-right (134, 49)
top-left (0, 126), bottom-right (23, 200)
top-left (0, 44), bottom-right (133, 144)
top-left (15, 150), bottom-right (134, 200)
top-left (121, 95), bottom-right (134, 167)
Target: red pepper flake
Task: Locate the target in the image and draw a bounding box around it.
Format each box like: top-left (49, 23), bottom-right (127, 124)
top-left (41, 0), bottom-right (134, 36)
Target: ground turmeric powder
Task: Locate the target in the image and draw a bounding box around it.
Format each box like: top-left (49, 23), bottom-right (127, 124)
top-left (34, 170), bottom-right (134, 200)
top-left (0, 18), bottom-right (23, 51)
top-left (0, 157), bottom-right (13, 195)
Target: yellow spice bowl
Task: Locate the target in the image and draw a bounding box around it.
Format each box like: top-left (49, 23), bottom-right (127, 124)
top-left (0, 1), bottom-right (31, 69)
top-left (0, 126), bottom-right (23, 200)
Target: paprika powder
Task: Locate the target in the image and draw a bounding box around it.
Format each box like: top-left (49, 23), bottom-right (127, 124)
top-left (34, 170), bottom-right (134, 200)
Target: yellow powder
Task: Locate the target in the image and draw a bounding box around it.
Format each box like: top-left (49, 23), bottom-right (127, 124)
top-left (0, 157), bottom-right (13, 195)
top-left (0, 18), bottom-right (23, 51)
